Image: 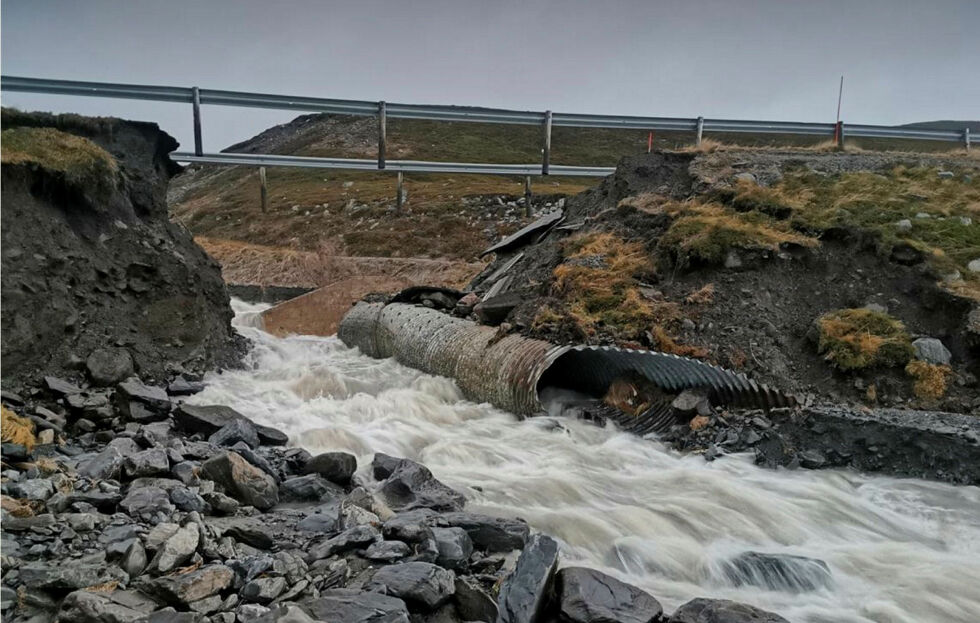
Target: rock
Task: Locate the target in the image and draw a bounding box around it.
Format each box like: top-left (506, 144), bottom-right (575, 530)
top-left (44, 376), bottom-right (82, 395)
top-left (724, 250), bottom-right (743, 269)
top-left (969, 258), bottom-right (980, 273)
top-left (556, 566), bottom-right (662, 623)
top-left (431, 527), bottom-right (473, 570)
top-left (719, 552), bottom-right (832, 592)
top-left (474, 292), bottom-right (522, 326)
top-left (175, 404), bottom-right (288, 446)
top-left (200, 451), bottom-right (279, 510)
top-left (249, 604), bottom-right (316, 623)
top-left (372, 453), bottom-right (404, 480)
top-left (890, 243), bottom-right (922, 266)
top-left (308, 525), bottom-right (379, 559)
top-left (280, 474), bottom-right (344, 502)
top-left (232, 443), bottom-right (280, 482)
top-left (912, 337), bottom-right (952, 366)
top-left (895, 218), bottom-right (913, 231)
top-left (497, 534), bottom-right (559, 623)
top-left (302, 452), bottom-right (357, 485)
top-left (122, 540), bottom-right (148, 577)
top-left (58, 590), bottom-right (145, 623)
top-left (145, 564), bottom-right (235, 606)
top-left (382, 509), bottom-right (438, 543)
top-left (85, 348), bottom-right (134, 386)
top-left (670, 598), bottom-right (789, 623)
top-left (78, 446), bottom-right (127, 480)
top-left (151, 523), bottom-right (200, 573)
top-left (734, 172), bottom-right (757, 184)
top-left (455, 292), bottom-right (480, 316)
top-left (365, 561), bottom-right (455, 611)
top-left (454, 575), bottom-right (498, 622)
top-left (142, 608), bottom-right (205, 623)
top-left (9, 477), bottom-right (55, 501)
top-left (19, 560), bottom-right (127, 590)
top-left (146, 522), bottom-right (181, 550)
top-left (119, 486), bottom-right (175, 520)
top-left (117, 377), bottom-right (171, 411)
top-left (170, 485), bottom-right (208, 512)
top-left (209, 418), bottom-right (260, 449)
top-left (302, 589), bottom-right (410, 623)
top-left (124, 447), bottom-right (171, 478)
top-left (363, 540), bottom-right (411, 563)
top-left (241, 576), bottom-right (287, 603)
top-left (671, 390), bottom-right (710, 420)
top-left (938, 170), bottom-right (955, 178)
top-left (435, 512), bottom-right (530, 552)
top-left (168, 377), bottom-right (205, 396)
top-left (374, 455), bottom-right (465, 512)
top-left (220, 521), bottom-right (275, 550)
top-left (799, 449), bottom-right (827, 469)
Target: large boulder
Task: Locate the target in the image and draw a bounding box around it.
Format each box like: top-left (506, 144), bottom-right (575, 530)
top-left (302, 452), bottom-right (357, 486)
top-left (372, 454), bottom-right (465, 512)
top-left (301, 589), bottom-right (409, 623)
top-left (175, 404), bottom-right (288, 446)
top-left (0, 109), bottom-right (243, 388)
top-left (144, 564), bottom-right (235, 607)
top-left (497, 534), bottom-right (559, 623)
top-left (364, 562), bottom-right (455, 611)
top-left (200, 451), bottom-right (279, 510)
top-left (671, 598), bottom-right (789, 623)
top-left (556, 567), bottom-right (662, 623)
top-left (718, 552), bottom-right (832, 592)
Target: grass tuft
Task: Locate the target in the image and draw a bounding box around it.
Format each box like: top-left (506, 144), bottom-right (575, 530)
top-left (1, 127), bottom-right (118, 195)
top-left (1, 406), bottom-right (36, 451)
top-left (905, 360), bottom-right (952, 400)
top-left (815, 308), bottom-right (914, 371)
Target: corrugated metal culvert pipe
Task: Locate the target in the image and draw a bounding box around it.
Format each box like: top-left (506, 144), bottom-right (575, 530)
top-left (339, 302), bottom-right (794, 422)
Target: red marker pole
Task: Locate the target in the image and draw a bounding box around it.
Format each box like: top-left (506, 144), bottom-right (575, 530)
top-left (647, 131), bottom-right (653, 153)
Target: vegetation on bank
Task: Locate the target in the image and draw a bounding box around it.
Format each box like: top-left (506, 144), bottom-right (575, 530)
top-left (815, 308), bottom-right (914, 371)
top-left (1, 126), bottom-right (119, 194)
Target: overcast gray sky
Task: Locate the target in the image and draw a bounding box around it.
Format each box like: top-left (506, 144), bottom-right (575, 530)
top-left (2, 0), bottom-right (978, 152)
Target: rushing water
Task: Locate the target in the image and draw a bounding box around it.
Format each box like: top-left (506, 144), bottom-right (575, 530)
top-left (190, 300), bottom-right (980, 622)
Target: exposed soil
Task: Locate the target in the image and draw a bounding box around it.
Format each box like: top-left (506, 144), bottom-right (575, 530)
top-left (468, 150), bottom-right (980, 414)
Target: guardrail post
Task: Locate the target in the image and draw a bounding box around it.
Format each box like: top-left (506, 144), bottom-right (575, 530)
top-left (524, 176), bottom-right (532, 217)
top-left (396, 171), bottom-right (404, 211)
top-left (542, 111), bottom-right (552, 175)
top-left (259, 167), bottom-right (267, 213)
top-left (835, 121), bottom-right (844, 150)
top-left (695, 116), bottom-right (704, 147)
top-left (965, 128), bottom-right (971, 151)
top-left (378, 101), bottom-right (387, 169)
top-left (192, 86), bottom-right (203, 156)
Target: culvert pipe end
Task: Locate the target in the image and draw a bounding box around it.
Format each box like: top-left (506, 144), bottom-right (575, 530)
top-left (338, 302), bottom-right (796, 417)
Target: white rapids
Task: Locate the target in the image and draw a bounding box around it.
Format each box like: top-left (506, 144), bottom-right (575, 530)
top-left (188, 300), bottom-right (980, 623)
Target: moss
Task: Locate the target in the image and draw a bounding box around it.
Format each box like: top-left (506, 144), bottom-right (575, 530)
top-left (905, 360), bottom-right (952, 400)
top-left (816, 308), bottom-right (914, 371)
top-left (659, 202), bottom-right (818, 266)
top-left (1, 126), bottom-right (119, 194)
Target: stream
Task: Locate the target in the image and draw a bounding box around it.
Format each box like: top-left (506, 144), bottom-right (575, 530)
top-left (186, 300), bottom-right (980, 622)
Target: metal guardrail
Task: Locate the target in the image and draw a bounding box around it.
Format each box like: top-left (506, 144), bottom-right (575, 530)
top-left (1, 74), bottom-right (972, 179)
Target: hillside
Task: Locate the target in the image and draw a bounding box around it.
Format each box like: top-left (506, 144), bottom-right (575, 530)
top-left (168, 113), bottom-right (977, 282)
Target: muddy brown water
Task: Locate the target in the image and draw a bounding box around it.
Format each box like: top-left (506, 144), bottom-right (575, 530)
top-left (188, 300), bottom-right (980, 623)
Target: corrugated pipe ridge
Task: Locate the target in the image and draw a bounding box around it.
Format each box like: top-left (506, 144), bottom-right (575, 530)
top-left (339, 302), bottom-right (795, 416)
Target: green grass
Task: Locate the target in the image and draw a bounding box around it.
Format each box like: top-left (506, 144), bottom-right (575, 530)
top-left (1, 126), bottom-right (119, 196)
top-left (816, 308), bottom-right (914, 371)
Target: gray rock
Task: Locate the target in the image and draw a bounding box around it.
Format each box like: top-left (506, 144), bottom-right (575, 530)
top-left (124, 447), bottom-right (171, 478)
top-left (145, 522), bottom-right (181, 550)
top-left (281, 474), bottom-right (343, 502)
top-left (170, 485), bottom-right (208, 513)
top-left (151, 523), bottom-right (200, 573)
top-left (271, 550), bottom-right (309, 583)
top-left (145, 564), bottom-right (235, 606)
top-left (497, 534), bottom-right (559, 623)
top-left (1, 586), bottom-right (16, 611)
top-left (78, 446), bottom-right (127, 480)
top-left (373, 455), bottom-right (465, 512)
top-left (121, 540), bottom-right (148, 577)
top-left (241, 576), bottom-right (287, 603)
top-left (363, 540), bottom-right (411, 563)
top-left (168, 377), bottom-right (205, 396)
top-left (435, 512), bottom-right (530, 552)
top-left (188, 595), bottom-right (224, 614)
top-left (719, 551), bottom-right (832, 592)
top-left (365, 561), bottom-right (455, 611)
top-left (249, 604), bottom-right (316, 623)
top-left (231, 443), bottom-right (280, 482)
top-left (171, 461), bottom-right (200, 486)
top-left (9, 477), bottom-right (55, 501)
top-left (44, 376), bottom-right (82, 395)
top-left (202, 489), bottom-right (240, 515)
top-left (895, 218), bottom-right (913, 231)
top-left (140, 608), bottom-right (205, 623)
top-left (454, 575), bottom-right (498, 622)
top-left (302, 452), bottom-right (357, 485)
top-left (303, 588), bottom-right (409, 623)
top-left (557, 566), bottom-right (662, 623)
top-left (119, 486), bottom-right (175, 520)
top-left (58, 590), bottom-right (144, 623)
top-left (308, 525), bottom-right (379, 559)
top-left (431, 527), bottom-right (473, 570)
top-left (382, 509), bottom-right (437, 543)
top-left (238, 604), bottom-right (271, 621)
top-left (200, 451), bottom-right (279, 510)
top-left (938, 170), bottom-right (955, 179)
top-left (117, 377), bottom-right (171, 410)
top-left (671, 598), bottom-right (789, 623)
top-left (969, 258), bottom-right (980, 273)
top-left (175, 404), bottom-right (288, 446)
top-left (209, 418), bottom-right (260, 449)
top-left (86, 348), bottom-right (134, 386)
top-left (912, 337), bottom-right (952, 365)
top-left (19, 560), bottom-right (128, 590)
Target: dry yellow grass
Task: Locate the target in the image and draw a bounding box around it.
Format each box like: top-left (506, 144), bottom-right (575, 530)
top-left (1, 405), bottom-right (36, 451)
top-left (816, 308), bottom-right (914, 371)
top-left (905, 360), bottom-right (952, 400)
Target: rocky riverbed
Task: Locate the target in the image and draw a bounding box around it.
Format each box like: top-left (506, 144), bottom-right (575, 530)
top-left (0, 371), bottom-right (796, 623)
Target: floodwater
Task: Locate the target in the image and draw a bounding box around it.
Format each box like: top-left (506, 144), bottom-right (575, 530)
top-left (187, 300), bottom-right (980, 622)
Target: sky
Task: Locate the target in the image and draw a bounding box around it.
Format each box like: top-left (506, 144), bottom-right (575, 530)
top-left (2, 0), bottom-right (978, 152)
